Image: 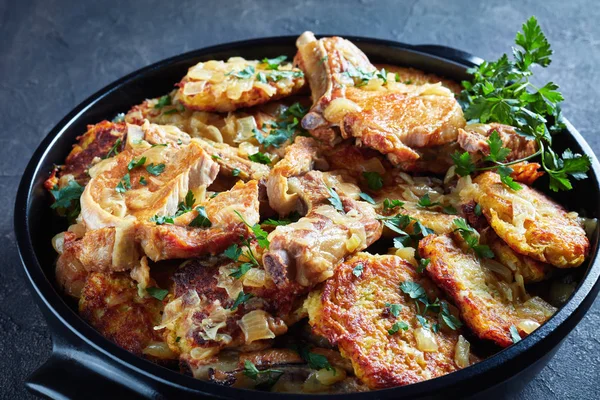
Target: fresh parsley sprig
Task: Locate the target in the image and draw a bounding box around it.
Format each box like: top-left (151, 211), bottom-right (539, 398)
top-left (453, 218), bottom-right (494, 259)
top-left (458, 16), bottom-right (591, 192)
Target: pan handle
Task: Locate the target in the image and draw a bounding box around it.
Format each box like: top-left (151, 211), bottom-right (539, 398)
top-left (26, 333), bottom-right (155, 399)
top-left (412, 44), bottom-right (484, 67)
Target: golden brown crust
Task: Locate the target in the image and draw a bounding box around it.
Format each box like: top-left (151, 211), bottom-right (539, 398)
top-left (44, 121), bottom-right (126, 191)
top-left (79, 272), bottom-right (164, 356)
top-left (472, 171), bottom-right (589, 267)
top-left (419, 234), bottom-right (555, 347)
top-left (307, 253), bottom-right (461, 389)
top-left (177, 59), bottom-right (305, 112)
top-left (375, 64), bottom-right (462, 94)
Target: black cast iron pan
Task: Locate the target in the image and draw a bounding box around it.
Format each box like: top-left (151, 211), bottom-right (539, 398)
top-left (14, 35), bottom-right (600, 400)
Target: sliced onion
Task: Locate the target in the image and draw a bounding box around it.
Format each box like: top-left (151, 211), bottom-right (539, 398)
top-left (414, 327), bottom-right (438, 352)
top-left (454, 335), bottom-right (471, 368)
top-left (238, 310), bottom-right (276, 343)
top-left (517, 319), bottom-right (540, 334)
top-left (315, 367), bottom-right (346, 385)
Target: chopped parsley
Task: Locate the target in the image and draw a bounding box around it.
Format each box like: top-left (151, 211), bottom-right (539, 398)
top-left (352, 263), bottom-right (364, 277)
top-left (112, 113), bottom-right (125, 123)
top-left (326, 187), bottom-right (344, 213)
top-left (262, 55), bottom-right (287, 70)
top-left (149, 214), bottom-right (174, 225)
top-left (243, 360), bottom-right (283, 390)
top-left (139, 176), bottom-right (147, 185)
top-left (115, 173), bottom-right (131, 193)
top-left (358, 192), bottom-right (376, 205)
top-left (474, 203), bottom-right (482, 216)
top-left (188, 206), bottom-right (212, 228)
top-left (235, 210), bottom-right (270, 249)
top-left (400, 281), bottom-right (427, 300)
top-left (443, 205), bottom-right (458, 215)
top-left (254, 102), bottom-right (308, 149)
top-left (510, 325), bottom-right (522, 343)
top-left (127, 156), bottom-right (146, 171)
top-left (229, 263), bottom-right (253, 279)
top-left (383, 198), bottom-right (404, 211)
top-left (417, 258), bottom-right (430, 273)
top-left (440, 301), bottom-right (463, 330)
top-left (229, 66), bottom-right (255, 79)
top-left (146, 163), bottom-right (166, 176)
top-left (146, 287), bottom-right (169, 300)
top-left (388, 321), bottom-right (409, 335)
top-left (154, 95), bottom-right (171, 109)
top-left (229, 291), bottom-right (254, 310)
top-left (385, 302), bottom-right (402, 317)
top-left (232, 168), bottom-right (241, 177)
top-left (417, 193), bottom-right (440, 208)
top-left (453, 218), bottom-right (494, 259)
top-left (416, 315), bottom-right (430, 329)
top-left (104, 138), bottom-right (122, 159)
top-left (362, 171), bottom-right (383, 191)
top-left (50, 180), bottom-right (84, 210)
top-left (211, 154), bottom-right (223, 161)
top-left (298, 347), bottom-right (334, 373)
top-left (248, 152), bottom-right (272, 165)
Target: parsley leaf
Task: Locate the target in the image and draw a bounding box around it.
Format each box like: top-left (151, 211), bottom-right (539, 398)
top-left (104, 138), bottom-right (122, 158)
top-left (474, 203), bottom-right (482, 216)
top-left (385, 302), bottom-right (403, 317)
top-left (229, 263), bottom-right (253, 279)
top-left (352, 263), bottom-right (364, 277)
top-left (298, 348), bottom-right (334, 372)
top-left (362, 171), bottom-right (383, 191)
top-left (417, 258), bottom-right (430, 273)
top-left (146, 163), bottom-right (166, 176)
top-left (388, 321), bottom-right (409, 335)
top-left (150, 214), bottom-right (174, 225)
top-left (139, 176), bottom-right (147, 186)
top-left (262, 55), bottom-right (287, 70)
top-left (399, 281), bottom-right (426, 300)
top-left (229, 291), bottom-right (254, 309)
top-left (50, 180), bottom-right (84, 210)
top-left (440, 301), bottom-right (463, 330)
top-left (189, 206), bottom-right (212, 228)
top-left (224, 244), bottom-right (242, 261)
top-left (510, 325), bottom-right (522, 343)
top-left (459, 16), bottom-right (590, 192)
top-left (416, 315), bottom-right (430, 329)
top-left (326, 187), bottom-right (344, 213)
top-left (154, 95), bottom-right (171, 109)
top-left (417, 193), bottom-right (440, 208)
top-left (127, 156), bottom-right (146, 171)
top-left (115, 173), bottom-right (131, 193)
top-left (232, 168), bottom-right (241, 177)
top-left (383, 198), bottom-right (404, 211)
top-left (248, 152), bottom-right (272, 165)
top-left (234, 211), bottom-right (270, 248)
top-left (451, 151), bottom-right (476, 177)
top-left (146, 287), bottom-right (169, 301)
top-left (358, 192), bottom-right (376, 204)
top-left (453, 218), bottom-right (494, 259)
top-left (229, 66), bottom-right (255, 79)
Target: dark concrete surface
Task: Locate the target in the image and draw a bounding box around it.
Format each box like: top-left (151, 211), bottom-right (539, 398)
top-left (1, 0), bottom-right (599, 398)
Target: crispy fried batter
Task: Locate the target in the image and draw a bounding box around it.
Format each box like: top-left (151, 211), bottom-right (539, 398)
top-left (471, 171), bottom-right (589, 267)
top-left (306, 253), bottom-right (463, 389)
top-left (79, 272), bottom-right (166, 357)
top-left (177, 58), bottom-right (305, 112)
top-left (44, 121), bottom-right (126, 191)
top-left (419, 234), bottom-right (555, 347)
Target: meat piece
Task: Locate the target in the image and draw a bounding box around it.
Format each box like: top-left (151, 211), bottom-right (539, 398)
top-left (340, 88), bottom-right (465, 164)
top-left (457, 123), bottom-right (538, 162)
top-left (295, 32), bottom-right (377, 143)
top-left (79, 272), bottom-right (168, 358)
top-left (80, 140), bottom-right (219, 229)
top-left (44, 121), bottom-right (126, 191)
top-left (471, 171), bottom-right (589, 267)
top-left (138, 180), bottom-right (261, 261)
top-left (159, 258), bottom-right (290, 368)
top-left (263, 171), bottom-right (382, 287)
top-left (306, 253), bottom-right (470, 389)
top-left (419, 234), bottom-right (556, 347)
top-left (266, 136), bottom-right (323, 215)
top-left (177, 57), bottom-right (305, 112)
